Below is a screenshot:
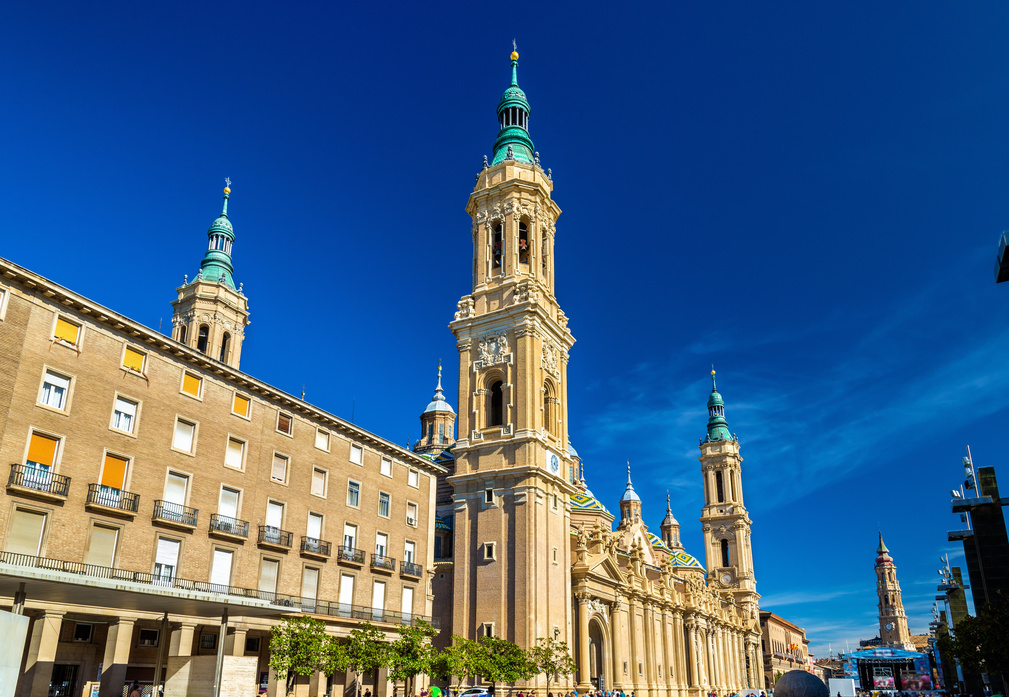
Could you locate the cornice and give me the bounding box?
[0,256,444,477]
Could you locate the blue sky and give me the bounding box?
[3,1,1009,658]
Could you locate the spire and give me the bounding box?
[197,179,237,290]
[705,368,732,442]
[423,360,456,415]
[620,462,641,502]
[492,46,536,165]
[876,532,893,565]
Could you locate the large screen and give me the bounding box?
[900,672,932,690]
[873,675,895,689]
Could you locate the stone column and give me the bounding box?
[19,611,64,697]
[225,625,248,656]
[169,622,198,656]
[100,618,137,697]
[685,619,699,690]
[673,613,688,697]
[577,597,591,691]
[612,598,628,690]
[662,612,674,697]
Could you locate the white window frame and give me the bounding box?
[378,492,391,518]
[375,532,388,557]
[38,369,72,412]
[347,479,361,508]
[343,523,358,552]
[121,345,147,375]
[0,286,8,322]
[137,629,160,647]
[224,436,246,471]
[276,412,293,437]
[380,458,392,477]
[404,540,416,564]
[408,469,419,488]
[231,392,252,420]
[350,444,363,465]
[406,501,417,527]
[315,429,330,452]
[109,394,139,436]
[179,372,203,401]
[484,488,495,505]
[311,468,328,498]
[483,542,496,561]
[271,452,289,485]
[480,623,494,638]
[171,417,197,455]
[51,314,83,349]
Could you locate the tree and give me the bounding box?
[327,622,391,697]
[388,620,439,696]
[269,616,330,695]
[478,636,537,691]
[528,636,577,695]
[433,635,485,689]
[946,595,1009,686]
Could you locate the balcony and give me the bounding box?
[152,500,199,531]
[371,553,396,573]
[257,526,293,551]
[300,536,331,560]
[7,464,70,503]
[337,546,365,566]
[85,484,139,518]
[209,514,249,541]
[400,561,423,578]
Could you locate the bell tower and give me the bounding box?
[699,370,759,614]
[170,181,250,369]
[447,49,575,676]
[414,362,457,457]
[875,533,913,648]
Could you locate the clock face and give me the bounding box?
[885,622,894,630]
[549,452,560,473]
[720,573,732,584]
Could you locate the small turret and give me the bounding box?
[491,47,536,165]
[876,532,893,566]
[619,463,642,526]
[705,369,732,442]
[660,492,683,551]
[414,361,457,456]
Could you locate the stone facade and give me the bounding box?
[758,612,810,688]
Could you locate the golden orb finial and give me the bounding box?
[711,369,716,376]
[223,176,231,195]
[511,50,519,61]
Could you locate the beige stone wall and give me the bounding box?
[165,655,258,697]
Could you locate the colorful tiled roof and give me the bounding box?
[668,549,704,570]
[647,532,670,552]
[435,516,452,531]
[570,492,610,514]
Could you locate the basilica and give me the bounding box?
[416,50,763,697]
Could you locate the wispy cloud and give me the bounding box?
[759,588,861,608]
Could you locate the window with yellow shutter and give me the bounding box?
[232,393,250,418]
[123,347,146,373]
[53,317,81,345]
[181,373,202,398]
[26,432,58,469]
[100,453,129,490]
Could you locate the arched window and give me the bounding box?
[177,324,187,344]
[720,539,730,567]
[197,325,209,354]
[544,380,558,435]
[219,332,231,362]
[715,471,724,503]
[541,233,549,280]
[489,381,504,427]
[438,423,445,444]
[428,423,434,442]
[518,222,529,265]
[492,224,503,270]
[730,471,737,502]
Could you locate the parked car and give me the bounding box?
[458,689,490,697]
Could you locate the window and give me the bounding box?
[378,492,390,517]
[483,542,496,561]
[347,480,360,507]
[225,437,245,470]
[154,537,180,583]
[99,453,129,500]
[177,325,187,344]
[40,370,70,410]
[406,502,417,527]
[277,412,293,436]
[138,629,160,647]
[271,453,288,483]
[233,394,251,418]
[408,469,419,488]
[518,221,530,264]
[311,468,327,497]
[181,372,202,398]
[315,429,330,451]
[245,637,260,652]
[343,523,357,551]
[163,472,189,516]
[123,347,146,373]
[350,444,363,465]
[111,396,138,433]
[492,223,503,270]
[259,558,279,594]
[489,381,504,426]
[375,533,388,557]
[218,487,240,519]
[721,539,731,567]
[307,512,323,541]
[552,494,558,509]
[715,471,724,503]
[5,508,47,556]
[302,566,320,603]
[438,423,445,443]
[371,580,386,621]
[265,501,284,530]
[380,458,392,477]
[402,585,414,620]
[24,432,59,483]
[53,316,81,345]
[404,541,415,563]
[484,488,495,505]
[73,623,94,642]
[338,574,355,616]
[0,287,6,320]
[200,633,217,650]
[219,333,231,363]
[172,418,196,453]
[197,325,209,354]
[552,547,558,563]
[480,623,494,638]
[210,549,233,589]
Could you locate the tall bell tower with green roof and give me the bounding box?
[170,181,250,369]
[698,370,759,621]
[442,48,575,689]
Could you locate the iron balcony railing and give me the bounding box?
[0,550,438,628]
[210,514,249,538]
[86,484,140,512]
[401,561,423,577]
[152,500,199,527]
[258,526,293,548]
[337,546,365,564]
[371,553,396,571]
[8,464,70,497]
[300,536,331,556]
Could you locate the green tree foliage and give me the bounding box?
[388,620,439,696]
[478,635,537,689]
[433,636,485,688]
[329,622,392,697]
[946,596,1009,680]
[269,616,330,695]
[528,636,577,694]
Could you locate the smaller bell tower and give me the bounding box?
[414,362,457,457]
[171,180,250,369]
[875,533,913,649]
[660,493,684,552]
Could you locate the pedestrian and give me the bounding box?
[129,683,141,697]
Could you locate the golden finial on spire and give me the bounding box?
[223,177,231,195]
[511,39,519,61]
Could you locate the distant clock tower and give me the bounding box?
[875,533,913,649]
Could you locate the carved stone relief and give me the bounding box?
[474,333,511,370]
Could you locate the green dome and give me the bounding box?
[491,55,536,165]
[705,371,732,442]
[197,186,237,291]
